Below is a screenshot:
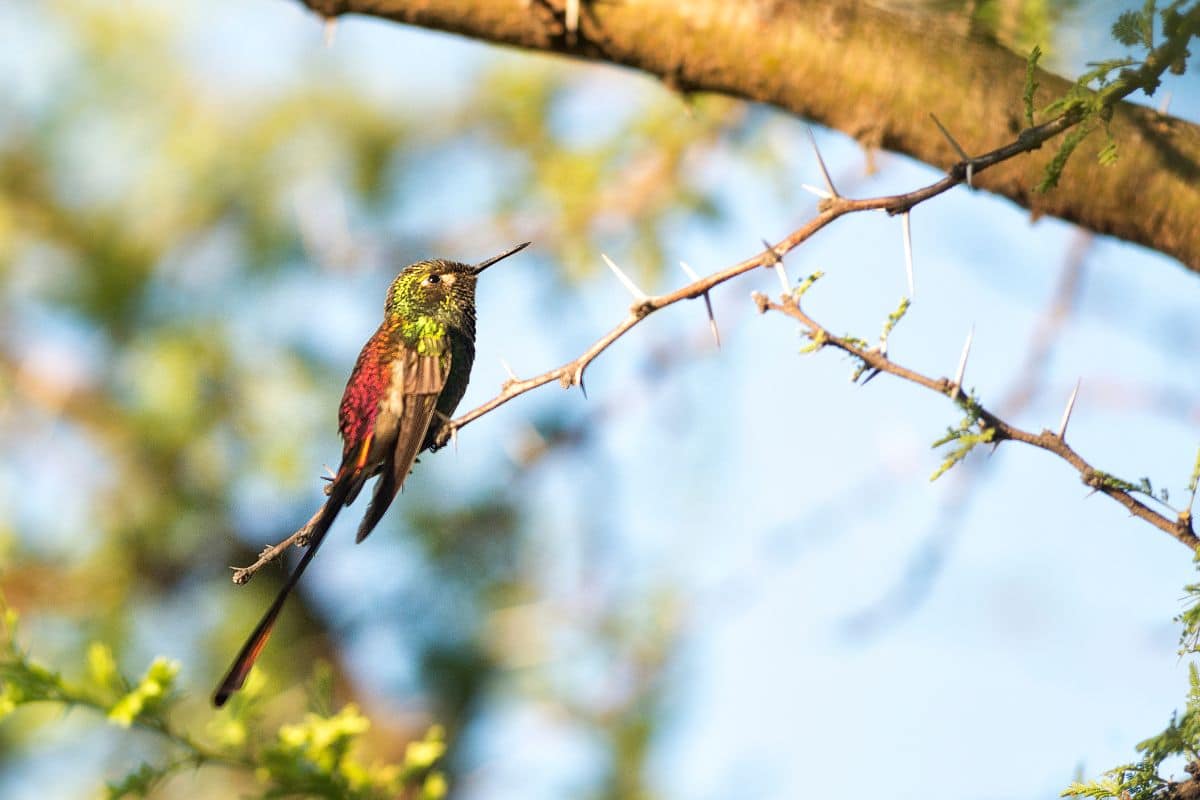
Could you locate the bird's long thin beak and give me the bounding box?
[471,241,531,275]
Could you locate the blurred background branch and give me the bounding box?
[301,0,1200,271]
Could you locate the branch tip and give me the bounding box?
[774,263,790,294]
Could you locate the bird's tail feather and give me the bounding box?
[212,477,353,707]
[355,470,398,544]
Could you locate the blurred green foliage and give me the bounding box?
[0,600,446,798]
[0,0,735,795]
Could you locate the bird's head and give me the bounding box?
[384,242,530,333]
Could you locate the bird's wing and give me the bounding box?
[354,347,450,543]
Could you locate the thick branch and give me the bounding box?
[302,0,1200,273]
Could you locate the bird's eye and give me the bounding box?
[425,274,441,285]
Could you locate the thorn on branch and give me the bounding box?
[929,113,975,188]
[499,357,520,390]
[806,126,840,199]
[952,325,974,393]
[761,239,790,294]
[1057,378,1081,439]
[680,261,721,348]
[602,253,650,303]
[561,363,588,398]
[901,212,915,299]
[322,16,337,48]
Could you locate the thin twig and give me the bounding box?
[231,506,324,585]
[756,293,1198,550]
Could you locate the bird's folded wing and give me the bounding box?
[391,348,450,487]
[354,347,450,543]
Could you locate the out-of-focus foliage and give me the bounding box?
[1062,663,1200,800]
[0,601,446,799]
[0,0,736,796]
[872,0,1085,53]
[1032,1,1198,191]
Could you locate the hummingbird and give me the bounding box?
[213,241,531,707]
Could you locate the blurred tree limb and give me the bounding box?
[301,0,1200,272]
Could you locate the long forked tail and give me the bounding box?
[212,478,352,707]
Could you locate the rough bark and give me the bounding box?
[301,0,1200,274]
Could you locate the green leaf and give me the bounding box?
[88,642,121,694]
[1024,45,1042,126]
[1187,446,1200,495]
[403,725,446,772]
[793,270,824,300]
[1097,139,1119,166]
[1112,10,1147,46]
[1037,123,1096,193]
[107,657,179,727]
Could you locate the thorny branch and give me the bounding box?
[752,292,1198,550]
[843,232,1094,638]
[232,70,1199,582]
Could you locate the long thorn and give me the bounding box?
[499,357,518,383]
[774,263,790,294]
[1058,379,1081,439]
[761,240,790,293]
[678,260,701,282]
[602,253,649,301]
[929,113,973,187]
[680,261,721,348]
[901,211,915,300]
[806,127,838,198]
[323,16,337,48]
[574,364,588,399]
[801,183,833,200]
[930,113,969,160]
[953,325,974,390]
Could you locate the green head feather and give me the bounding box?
[384,243,530,340]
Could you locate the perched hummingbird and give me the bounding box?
[213,241,531,707]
